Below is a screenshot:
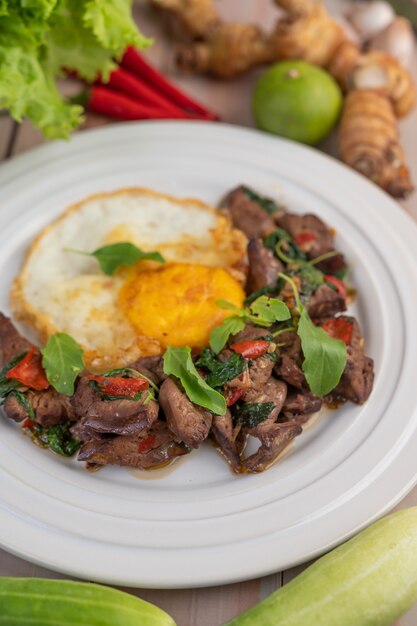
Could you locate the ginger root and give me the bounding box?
[176,22,274,79]
[338,90,413,198]
[271,0,346,67]
[149,0,221,39]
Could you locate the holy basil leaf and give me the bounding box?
[249,296,291,326]
[297,265,324,296]
[163,346,226,415]
[91,242,165,275]
[196,349,244,389]
[209,316,246,354]
[236,402,275,428]
[32,421,81,457]
[41,333,84,396]
[297,307,347,397]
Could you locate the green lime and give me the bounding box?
[252,60,343,145]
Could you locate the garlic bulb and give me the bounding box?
[346,1,395,39]
[368,17,415,67]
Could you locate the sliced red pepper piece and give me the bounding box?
[22,418,35,431]
[324,275,347,299]
[322,318,353,345]
[138,434,157,453]
[294,231,316,246]
[87,375,148,398]
[230,340,269,359]
[5,347,49,391]
[225,387,245,407]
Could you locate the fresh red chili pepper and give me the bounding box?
[102,68,195,119]
[5,347,49,391]
[226,387,245,407]
[324,275,347,299]
[87,375,148,398]
[230,340,269,359]
[294,231,316,246]
[322,318,353,345]
[121,47,219,120]
[138,434,157,453]
[22,418,35,431]
[86,86,191,121]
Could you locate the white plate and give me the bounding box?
[1,122,417,588]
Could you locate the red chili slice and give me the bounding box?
[294,231,316,246]
[322,318,353,345]
[138,434,157,453]
[324,275,347,299]
[87,375,148,398]
[22,418,35,431]
[226,387,245,407]
[5,347,50,391]
[230,340,269,359]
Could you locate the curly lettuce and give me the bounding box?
[0,0,150,139]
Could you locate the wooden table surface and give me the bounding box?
[1,1,417,624]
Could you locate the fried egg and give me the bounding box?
[11,188,247,371]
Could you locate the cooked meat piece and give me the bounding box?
[274,354,305,390]
[220,185,276,240]
[278,331,302,361]
[159,377,212,448]
[0,313,31,368]
[323,316,374,405]
[129,355,166,384]
[242,422,302,473]
[282,391,323,418]
[71,377,158,436]
[327,348,374,405]
[3,394,28,422]
[246,239,283,295]
[211,410,243,473]
[77,423,189,468]
[3,388,76,427]
[278,213,332,257]
[278,213,347,275]
[243,356,275,402]
[245,378,288,431]
[70,420,102,443]
[30,389,76,426]
[308,284,346,320]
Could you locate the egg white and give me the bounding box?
[11,187,247,370]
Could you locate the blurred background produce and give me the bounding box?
[0,0,415,199]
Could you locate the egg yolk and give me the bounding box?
[119,263,245,349]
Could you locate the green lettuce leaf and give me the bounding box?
[0,15,83,138]
[0,0,149,138]
[84,0,151,57]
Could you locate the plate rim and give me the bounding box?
[1,121,417,588]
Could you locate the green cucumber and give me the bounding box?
[0,578,176,626]
[224,507,417,626]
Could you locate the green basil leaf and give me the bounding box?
[297,307,347,396]
[92,242,165,275]
[41,333,84,396]
[33,421,81,457]
[236,402,275,428]
[249,296,291,326]
[196,350,244,389]
[163,346,226,415]
[209,316,246,354]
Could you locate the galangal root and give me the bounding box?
[339,90,413,198]
[149,0,415,198]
